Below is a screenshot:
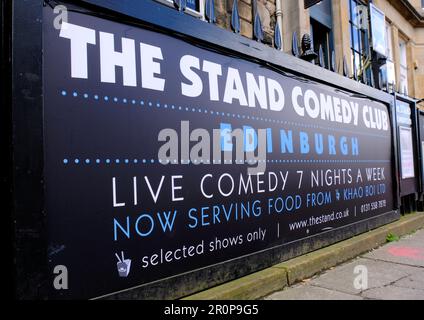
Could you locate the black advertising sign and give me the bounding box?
[43,7,394,298]
[396,98,418,196]
[419,111,424,190]
[396,100,415,180]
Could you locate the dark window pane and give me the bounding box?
[352,26,360,52]
[360,66,369,84]
[361,30,369,56]
[355,52,362,71]
[311,19,331,69]
[356,53,361,67]
[359,29,365,53]
[186,0,199,11]
[350,0,357,21]
[350,0,372,81]
[366,67,372,83]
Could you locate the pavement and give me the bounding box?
[265,228,424,300]
[184,213,424,300]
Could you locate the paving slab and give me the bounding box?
[361,285,424,300]
[392,269,424,290]
[266,226,424,300]
[309,258,421,295]
[364,230,424,267]
[398,229,424,242]
[184,214,424,300]
[266,284,363,300]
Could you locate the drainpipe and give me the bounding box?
[276,0,283,51]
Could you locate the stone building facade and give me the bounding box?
[156,0,424,106]
[215,0,277,46]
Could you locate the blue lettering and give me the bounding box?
[280,130,293,153]
[135,214,154,237]
[220,123,232,151]
[328,135,336,155]
[340,136,348,155]
[188,208,198,229]
[114,216,130,241]
[244,126,258,152]
[267,128,273,153]
[314,133,324,154]
[352,137,359,155]
[300,131,310,154]
[157,210,177,232]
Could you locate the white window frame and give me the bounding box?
[155,0,205,20]
[384,21,395,89]
[399,39,408,95]
[385,21,393,60]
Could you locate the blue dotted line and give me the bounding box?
[63,158,156,165]
[62,158,391,165]
[60,90,389,139]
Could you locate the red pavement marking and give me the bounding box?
[387,246,424,260]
